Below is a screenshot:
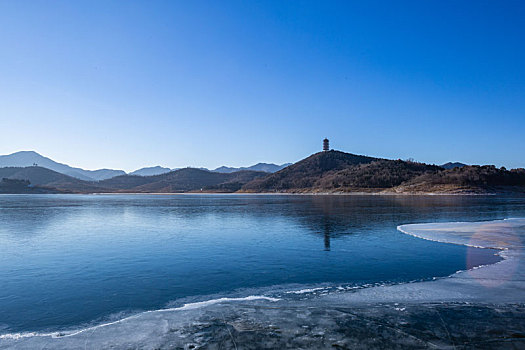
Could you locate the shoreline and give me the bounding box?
[1,191,520,196]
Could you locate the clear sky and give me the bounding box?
[0,0,523,171]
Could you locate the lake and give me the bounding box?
[1,194,524,335]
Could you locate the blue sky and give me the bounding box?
[0,0,523,171]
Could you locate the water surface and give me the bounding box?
[1,194,523,334]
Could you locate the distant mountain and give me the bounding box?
[213,163,292,173]
[129,166,171,176]
[440,162,467,169]
[86,169,127,181]
[0,151,125,181]
[0,151,290,180]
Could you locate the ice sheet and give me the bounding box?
[327,218,525,304]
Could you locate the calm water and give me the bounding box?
[1,194,524,334]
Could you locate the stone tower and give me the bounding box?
[323,138,329,152]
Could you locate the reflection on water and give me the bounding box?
[324,220,331,251]
[0,194,524,333]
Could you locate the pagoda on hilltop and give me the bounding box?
[323,138,330,152]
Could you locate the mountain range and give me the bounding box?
[0,151,125,181]
[0,151,287,180]
[1,150,523,194]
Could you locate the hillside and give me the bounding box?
[0,166,267,194]
[393,165,525,194]
[97,174,154,190]
[242,151,379,191]
[315,159,441,190]
[0,178,60,194]
[129,168,267,193]
[96,168,267,193]
[242,151,525,194]
[0,166,101,192]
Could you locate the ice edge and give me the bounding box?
[0,296,280,340]
[396,219,522,280]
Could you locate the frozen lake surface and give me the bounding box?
[1,194,524,348]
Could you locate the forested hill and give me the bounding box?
[241,150,525,194]
[393,165,525,194]
[241,151,440,192]
[242,151,378,191]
